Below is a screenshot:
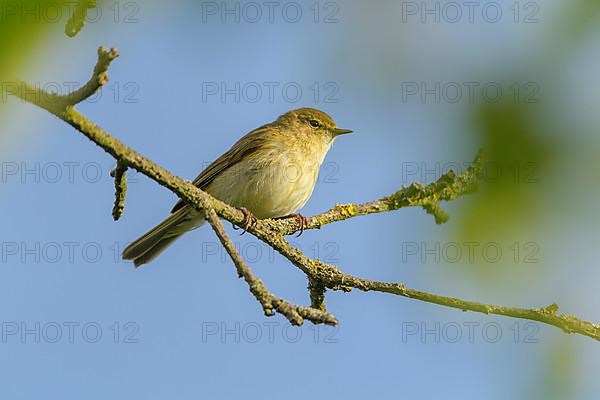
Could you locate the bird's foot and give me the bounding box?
[274,213,308,237]
[233,207,257,235]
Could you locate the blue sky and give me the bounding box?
[1,1,599,399]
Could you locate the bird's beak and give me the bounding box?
[333,128,353,136]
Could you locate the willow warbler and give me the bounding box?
[122,108,352,266]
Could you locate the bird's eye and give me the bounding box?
[309,119,321,128]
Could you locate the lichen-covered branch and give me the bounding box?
[318,270,600,340]
[250,227,600,340]
[270,152,483,235]
[9,47,600,341]
[206,208,337,325]
[110,159,128,220]
[308,278,327,311]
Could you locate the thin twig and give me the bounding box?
[308,278,327,311]
[110,159,128,220]
[10,47,119,114]
[67,47,120,105]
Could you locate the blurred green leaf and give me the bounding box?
[457,100,557,244]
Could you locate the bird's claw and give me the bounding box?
[275,213,308,237]
[235,207,257,235]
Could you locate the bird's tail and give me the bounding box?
[123,206,203,267]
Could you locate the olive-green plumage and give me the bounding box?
[122,108,352,266]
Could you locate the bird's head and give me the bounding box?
[276,108,353,142]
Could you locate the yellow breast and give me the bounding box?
[207,134,332,219]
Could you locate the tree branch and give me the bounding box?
[110,159,128,221]
[308,278,327,311]
[206,208,337,325]
[9,47,600,342]
[272,153,483,235]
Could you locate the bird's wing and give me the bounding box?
[171,124,275,213]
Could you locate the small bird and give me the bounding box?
[122,108,352,266]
